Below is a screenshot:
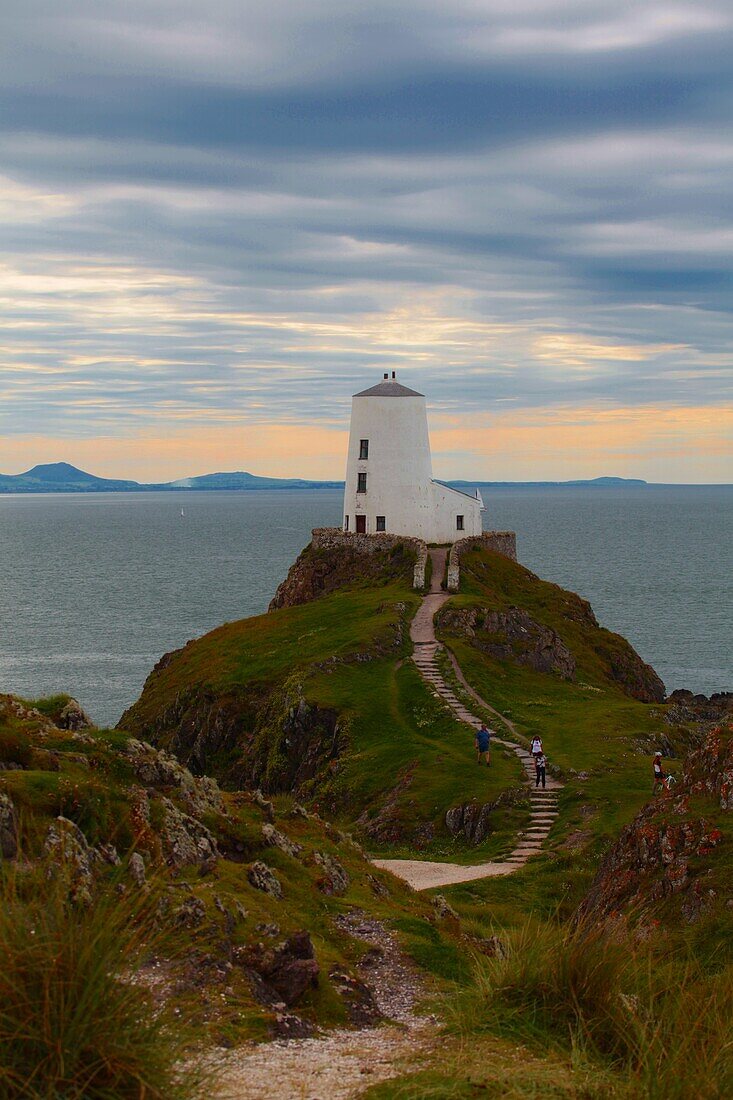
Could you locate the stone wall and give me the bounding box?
[446,531,517,592]
[311,528,428,589]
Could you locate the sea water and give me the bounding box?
[0,486,730,726]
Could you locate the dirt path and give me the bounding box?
[208,915,435,1100]
[373,548,562,891]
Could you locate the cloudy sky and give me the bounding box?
[1,1,732,482]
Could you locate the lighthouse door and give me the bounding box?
[355,515,366,533]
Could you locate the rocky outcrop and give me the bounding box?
[313,851,350,895]
[445,800,495,844]
[665,690,733,726]
[57,698,93,730]
[160,798,219,870]
[0,793,17,859]
[262,823,303,859]
[269,533,419,610]
[239,931,319,1007]
[438,606,576,680]
[578,728,732,927]
[247,861,283,898]
[122,738,225,815]
[121,687,254,779]
[44,817,96,906]
[597,641,665,704]
[246,689,344,796]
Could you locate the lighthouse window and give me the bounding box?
[456,515,464,531]
[376,516,386,532]
[357,472,367,493]
[359,439,369,460]
[344,515,349,531]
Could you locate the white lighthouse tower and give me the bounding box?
[342,371,484,542]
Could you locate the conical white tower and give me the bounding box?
[342,371,483,542]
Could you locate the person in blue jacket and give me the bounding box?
[475,723,491,766]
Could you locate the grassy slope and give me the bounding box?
[436,548,676,898]
[122,577,526,861]
[0,694,475,1046]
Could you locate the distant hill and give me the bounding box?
[0,462,667,494]
[0,462,342,493]
[0,462,141,493]
[447,476,649,489]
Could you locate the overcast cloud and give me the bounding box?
[0,1,731,480]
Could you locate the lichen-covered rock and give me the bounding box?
[0,792,18,859]
[44,816,95,905]
[438,606,576,680]
[261,823,302,859]
[247,860,283,898]
[445,798,500,844]
[313,851,349,895]
[174,895,207,928]
[432,894,458,920]
[578,728,731,927]
[128,851,146,886]
[58,699,93,730]
[124,739,225,815]
[160,798,218,871]
[253,789,275,822]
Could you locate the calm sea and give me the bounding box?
[0,487,730,726]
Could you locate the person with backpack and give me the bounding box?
[475,723,491,767]
[535,752,547,789]
[530,735,543,760]
[653,752,667,794]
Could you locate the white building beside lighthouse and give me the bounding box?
[343,372,484,543]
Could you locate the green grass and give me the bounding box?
[0,873,199,1100]
[1,693,486,1047]
[366,919,733,1100]
[120,566,529,854]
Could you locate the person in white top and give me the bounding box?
[530,736,543,759]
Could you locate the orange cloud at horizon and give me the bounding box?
[1,404,731,484]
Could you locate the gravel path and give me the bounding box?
[374,548,562,891]
[208,914,436,1100]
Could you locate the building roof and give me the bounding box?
[353,379,424,398]
[432,480,485,507]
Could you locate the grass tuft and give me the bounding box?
[0,871,200,1100]
[447,918,733,1099]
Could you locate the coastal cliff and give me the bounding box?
[119,539,673,858]
[578,695,733,929]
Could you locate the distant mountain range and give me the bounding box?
[0,462,655,494]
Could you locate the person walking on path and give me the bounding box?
[530,735,543,760]
[475,723,491,767]
[535,752,547,789]
[653,752,667,794]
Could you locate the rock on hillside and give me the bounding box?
[437,549,665,703]
[269,535,417,610]
[0,691,455,1042]
[578,721,733,928]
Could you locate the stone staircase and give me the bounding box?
[372,548,561,891]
